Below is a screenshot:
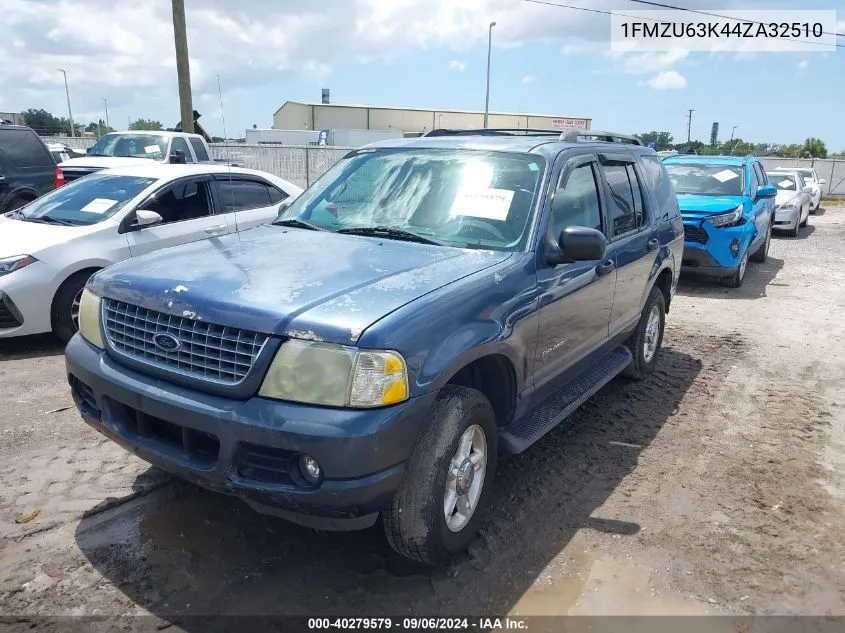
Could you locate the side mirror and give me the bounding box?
[277,199,293,215]
[818,179,826,185]
[130,209,163,230]
[169,149,186,164]
[801,186,814,194]
[548,226,607,265]
[756,184,777,200]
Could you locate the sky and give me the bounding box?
[1,0,843,150]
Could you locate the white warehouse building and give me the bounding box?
[271,100,591,137]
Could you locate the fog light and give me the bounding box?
[299,454,322,485]
[730,240,740,257]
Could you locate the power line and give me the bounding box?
[522,0,845,48]
[625,0,845,38]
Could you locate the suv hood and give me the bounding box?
[90,226,511,345]
[58,156,159,169]
[677,194,746,221]
[0,216,95,255]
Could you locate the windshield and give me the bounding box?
[664,163,744,196]
[769,173,797,192]
[12,174,156,226]
[278,149,545,251]
[87,133,167,159]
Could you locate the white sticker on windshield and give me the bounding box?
[80,198,118,214]
[711,169,740,183]
[777,179,795,189]
[449,188,515,221]
[144,145,160,154]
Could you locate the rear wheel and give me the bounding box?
[725,250,748,288]
[383,386,497,564]
[5,196,32,212]
[622,286,666,380]
[750,223,771,263]
[51,271,96,343]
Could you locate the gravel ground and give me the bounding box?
[1,205,843,626]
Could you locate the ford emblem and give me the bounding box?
[153,333,181,352]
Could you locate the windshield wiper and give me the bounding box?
[336,226,446,246]
[6,209,26,219]
[272,218,327,231]
[23,216,79,226]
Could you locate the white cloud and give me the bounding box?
[620,49,689,74]
[448,59,467,71]
[641,70,688,90]
[521,75,536,84]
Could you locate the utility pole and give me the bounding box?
[171,0,194,133]
[686,108,694,144]
[483,21,496,128]
[103,97,110,129]
[57,69,74,137]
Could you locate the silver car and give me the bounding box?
[766,170,812,237]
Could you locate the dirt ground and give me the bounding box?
[1,205,844,626]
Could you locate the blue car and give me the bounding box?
[663,155,777,287]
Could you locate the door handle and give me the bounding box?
[647,238,660,251]
[204,225,226,234]
[596,259,615,276]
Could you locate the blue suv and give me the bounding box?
[663,155,777,287]
[65,129,683,563]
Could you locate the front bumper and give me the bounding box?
[0,262,56,338]
[680,245,738,278]
[773,206,800,230]
[65,334,437,530]
[680,218,753,274]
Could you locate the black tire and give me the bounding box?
[724,250,748,288]
[750,222,772,263]
[800,211,808,228]
[790,219,800,237]
[5,196,32,212]
[383,385,497,564]
[622,286,666,380]
[51,271,95,343]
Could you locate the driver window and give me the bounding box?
[143,178,214,225]
[550,162,603,239]
[748,165,759,197]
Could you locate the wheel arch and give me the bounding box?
[444,354,518,428]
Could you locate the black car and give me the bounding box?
[0,124,62,213]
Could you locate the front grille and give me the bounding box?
[235,443,295,485]
[684,225,709,244]
[0,296,22,329]
[107,398,219,468]
[103,299,268,385]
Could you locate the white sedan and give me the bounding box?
[0,164,302,341]
[773,166,826,212]
[766,170,812,237]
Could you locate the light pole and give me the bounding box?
[729,126,740,155]
[483,21,496,128]
[57,69,74,137]
[103,97,110,129]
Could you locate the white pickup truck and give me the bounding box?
[58,131,220,183]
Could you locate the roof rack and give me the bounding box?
[423,128,561,138]
[560,130,643,145]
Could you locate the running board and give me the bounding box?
[500,346,633,454]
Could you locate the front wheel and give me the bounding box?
[750,223,771,263]
[51,271,95,343]
[724,250,748,288]
[383,386,497,564]
[622,285,666,380]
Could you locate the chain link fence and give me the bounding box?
[41,136,844,197]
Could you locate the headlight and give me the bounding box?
[78,289,104,349]
[0,255,37,276]
[707,205,744,228]
[259,339,409,408]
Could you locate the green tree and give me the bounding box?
[22,108,65,135]
[800,137,827,159]
[636,130,674,151]
[129,118,163,131]
[84,120,115,136]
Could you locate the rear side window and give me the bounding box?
[603,163,646,236]
[0,129,54,168]
[639,155,680,220]
[217,179,275,211]
[189,138,210,161]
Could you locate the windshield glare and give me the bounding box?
[664,163,744,196]
[15,174,156,226]
[279,149,545,251]
[88,134,167,159]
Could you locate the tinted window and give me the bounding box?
[603,163,645,236]
[268,186,287,204]
[753,162,766,186]
[551,162,602,237]
[144,179,214,224]
[14,174,155,226]
[748,165,759,196]
[189,138,210,161]
[0,129,53,168]
[170,137,194,163]
[664,162,744,196]
[278,149,545,252]
[640,155,680,219]
[218,179,273,212]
